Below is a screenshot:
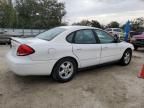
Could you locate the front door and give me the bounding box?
[94,29,121,64]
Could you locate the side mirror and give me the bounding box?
[113,34,119,43]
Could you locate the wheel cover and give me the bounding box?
[58,61,74,79]
[124,52,131,64]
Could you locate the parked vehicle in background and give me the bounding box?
[0,35,10,44]
[131,32,144,50]
[105,28,125,40]
[0,31,10,44]
[129,31,141,38]
[6,26,134,82]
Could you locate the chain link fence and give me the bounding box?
[0,28,46,36]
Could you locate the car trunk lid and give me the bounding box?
[10,37,47,56]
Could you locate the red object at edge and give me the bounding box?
[138,65,144,79]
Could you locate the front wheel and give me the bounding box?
[120,49,132,66]
[52,58,77,83]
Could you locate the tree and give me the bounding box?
[91,20,101,28]
[72,20,91,26]
[72,20,103,28]
[15,0,66,29]
[131,17,144,32]
[0,0,16,28]
[0,0,66,29]
[107,21,120,28]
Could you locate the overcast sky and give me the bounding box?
[58,0,144,25]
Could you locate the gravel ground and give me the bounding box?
[0,45,144,108]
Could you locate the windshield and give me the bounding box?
[37,27,66,41]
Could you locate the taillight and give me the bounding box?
[17,44,35,56]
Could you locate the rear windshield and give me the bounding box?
[37,27,66,41]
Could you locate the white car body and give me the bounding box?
[6,26,134,76]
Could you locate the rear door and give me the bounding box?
[71,29,101,68]
[94,29,122,64]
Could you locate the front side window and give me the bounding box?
[95,30,114,43]
[74,30,96,44]
[37,27,66,41]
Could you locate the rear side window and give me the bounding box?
[66,33,75,43]
[37,27,66,41]
[74,30,96,44]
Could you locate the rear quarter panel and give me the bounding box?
[29,42,80,67]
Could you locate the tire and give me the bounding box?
[52,58,77,83]
[120,49,132,66]
[134,45,138,50]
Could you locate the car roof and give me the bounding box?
[58,26,97,30]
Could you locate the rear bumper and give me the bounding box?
[6,52,57,76]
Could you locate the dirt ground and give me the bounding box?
[0,45,144,108]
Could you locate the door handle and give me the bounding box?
[103,47,109,49]
[76,48,82,51]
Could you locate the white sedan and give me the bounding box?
[6,26,134,82]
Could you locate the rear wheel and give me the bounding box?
[52,58,77,83]
[120,49,132,66]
